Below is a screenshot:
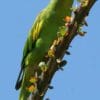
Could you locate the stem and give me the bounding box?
[31,0,96,99]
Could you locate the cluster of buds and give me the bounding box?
[26,74,38,93]
[64,16,72,27]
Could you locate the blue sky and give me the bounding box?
[0,0,100,100]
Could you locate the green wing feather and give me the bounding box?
[23,12,44,63]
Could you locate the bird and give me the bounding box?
[15,0,73,100]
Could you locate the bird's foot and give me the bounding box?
[38,61,48,72]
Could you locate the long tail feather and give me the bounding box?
[15,67,23,90]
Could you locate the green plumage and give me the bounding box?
[15,0,73,100]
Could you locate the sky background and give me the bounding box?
[0,0,100,100]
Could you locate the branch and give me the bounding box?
[32,0,96,100]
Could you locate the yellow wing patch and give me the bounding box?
[32,20,44,41]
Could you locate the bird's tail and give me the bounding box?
[15,67,30,100]
[15,67,23,90]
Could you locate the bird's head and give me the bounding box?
[50,0,74,16]
[50,0,74,10]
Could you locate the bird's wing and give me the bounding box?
[22,12,45,63]
[15,11,45,90]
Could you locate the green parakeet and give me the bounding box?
[15,0,73,100]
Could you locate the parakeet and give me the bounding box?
[15,0,73,100]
